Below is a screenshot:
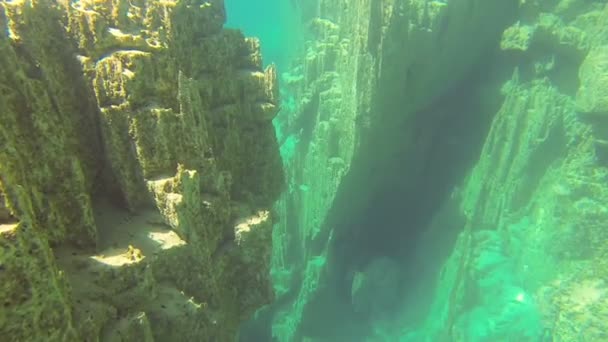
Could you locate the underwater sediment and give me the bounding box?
[0,0,283,340]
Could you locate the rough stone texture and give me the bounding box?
[412,2,608,341]
[268,2,378,339]
[266,0,519,341]
[0,0,283,340]
[258,0,608,341]
[0,220,78,341]
[576,45,608,114]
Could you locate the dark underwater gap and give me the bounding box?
[238,61,321,342]
[295,48,508,341]
[512,41,584,98]
[238,306,276,342]
[579,113,608,167]
[239,139,309,342]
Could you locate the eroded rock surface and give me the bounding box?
[266,0,518,340]
[0,0,283,340]
[262,1,608,341]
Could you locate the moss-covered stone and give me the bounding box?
[576,45,608,114]
[0,201,78,341]
[0,0,101,246]
[0,0,283,340]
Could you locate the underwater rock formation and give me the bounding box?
[421,3,608,341]
[0,0,282,340]
[265,0,517,340]
[576,44,608,114]
[255,0,608,341]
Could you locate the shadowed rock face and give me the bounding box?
[0,190,11,222]
[0,0,283,340]
[262,0,518,340]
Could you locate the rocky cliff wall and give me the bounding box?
[0,0,283,340]
[264,0,518,340]
[261,0,608,341]
[416,2,608,341]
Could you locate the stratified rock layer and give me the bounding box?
[0,0,283,341]
[267,0,517,340]
[265,0,608,341]
[418,3,608,341]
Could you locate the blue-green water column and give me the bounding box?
[224,0,302,70]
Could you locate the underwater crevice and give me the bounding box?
[295,49,508,341]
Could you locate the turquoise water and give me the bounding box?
[225,0,302,70]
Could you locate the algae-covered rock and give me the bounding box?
[0,0,283,340]
[267,0,519,340]
[0,190,11,222]
[501,22,535,51]
[411,2,608,341]
[0,220,78,341]
[576,45,608,114]
[265,1,608,341]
